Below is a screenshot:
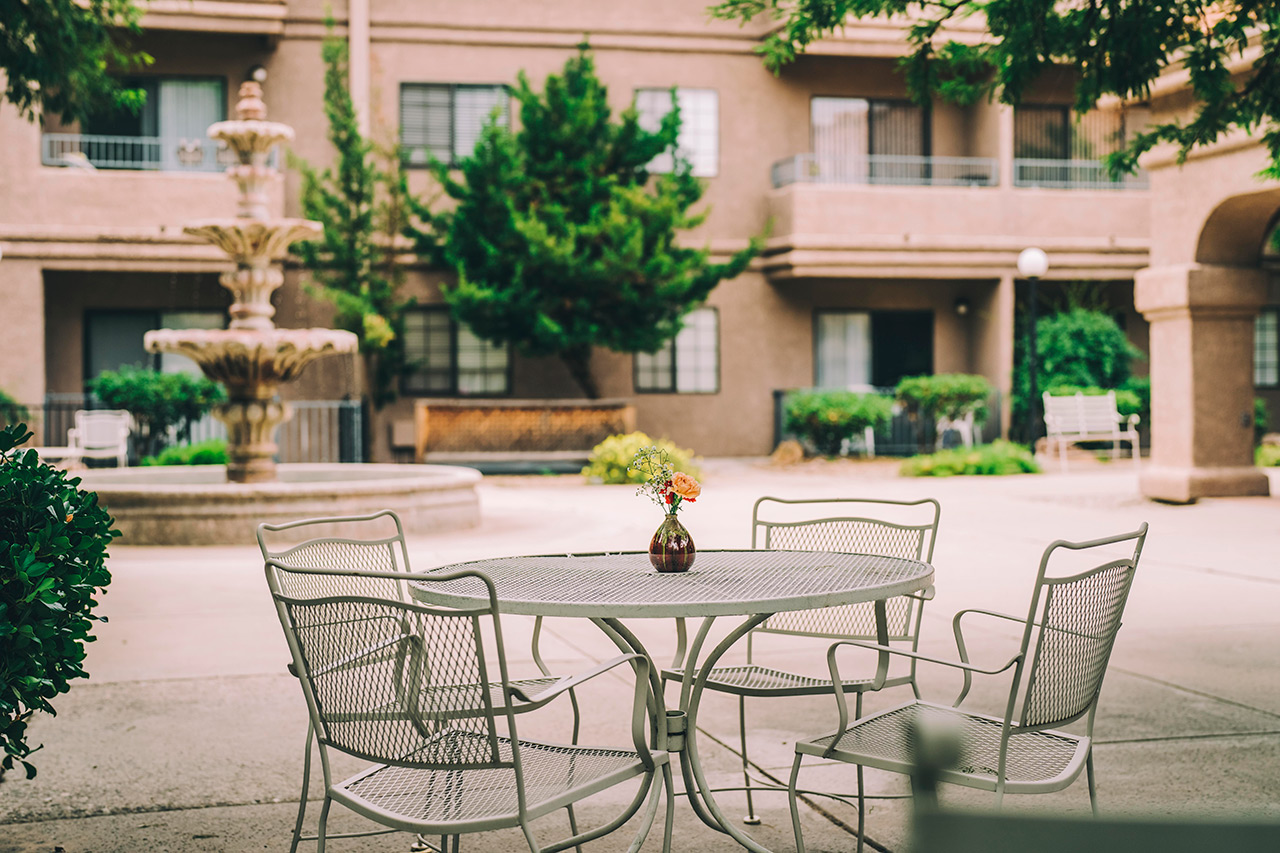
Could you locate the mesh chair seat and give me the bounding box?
[336,730,654,829]
[664,664,880,697]
[798,702,1088,792]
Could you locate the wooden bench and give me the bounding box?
[1042,391,1140,471]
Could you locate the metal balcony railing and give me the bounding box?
[1013,158,1149,190]
[41,133,248,173]
[771,153,999,189]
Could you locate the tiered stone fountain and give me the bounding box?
[79,82,480,544]
[144,81,356,483]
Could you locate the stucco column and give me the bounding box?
[348,0,371,135]
[0,258,46,405]
[1134,262,1269,502]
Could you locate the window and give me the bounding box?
[400,83,509,167]
[809,97,929,184]
[814,310,933,389]
[403,308,510,395]
[83,309,224,384]
[635,308,719,393]
[1257,308,1279,387]
[635,88,719,177]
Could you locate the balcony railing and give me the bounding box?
[1013,158,1148,190]
[771,153,999,189]
[41,133,238,173]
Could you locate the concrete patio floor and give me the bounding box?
[2,458,1278,852]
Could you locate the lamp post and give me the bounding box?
[1017,247,1049,448]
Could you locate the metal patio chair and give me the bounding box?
[68,409,130,467]
[661,496,941,823]
[788,523,1149,853]
[258,512,581,853]
[265,564,673,853]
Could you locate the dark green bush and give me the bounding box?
[89,367,225,458]
[900,440,1040,477]
[141,438,228,467]
[0,389,28,428]
[0,424,116,780]
[1012,309,1144,435]
[785,390,894,457]
[1256,398,1270,445]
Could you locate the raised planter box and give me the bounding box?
[413,398,636,464]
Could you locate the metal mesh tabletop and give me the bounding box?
[410,550,933,618]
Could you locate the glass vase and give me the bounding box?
[649,512,695,573]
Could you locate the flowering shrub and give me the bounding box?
[581,432,701,485]
[629,445,702,515]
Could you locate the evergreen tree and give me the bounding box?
[292,30,414,409]
[711,1,1280,178]
[410,46,760,398]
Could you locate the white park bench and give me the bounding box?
[1042,391,1140,471]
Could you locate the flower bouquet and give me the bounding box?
[630,445,701,573]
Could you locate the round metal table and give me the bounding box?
[410,549,934,853]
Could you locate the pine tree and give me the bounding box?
[291,29,414,409]
[410,45,760,398]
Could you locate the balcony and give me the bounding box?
[41,133,273,173]
[1014,158,1149,190]
[771,154,998,188]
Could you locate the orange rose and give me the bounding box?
[670,472,701,501]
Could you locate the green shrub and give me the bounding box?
[141,438,228,467]
[1257,444,1280,467]
[582,432,701,485]
[1256,398,1270,445]
[89,367,225,459]
[1013,308,1143,435]
[0,389,29,427]
[895,374,992,450]
[0,424,116,780]
[900,440,1041,477]
[784,390,894,457]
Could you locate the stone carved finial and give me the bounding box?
[236,81,267,121]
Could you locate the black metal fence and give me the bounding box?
[20,395,364,464]
[773,388,1004,457]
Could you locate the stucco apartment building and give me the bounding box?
[0,0,1231,465]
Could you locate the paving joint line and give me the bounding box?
[1109,668,1280,721]
[1097,729,1280,746]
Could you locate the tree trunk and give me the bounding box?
[561,347,600,399]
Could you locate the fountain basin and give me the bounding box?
[80,463,481,545]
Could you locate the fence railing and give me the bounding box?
[1013,158,1148,190]
[21,395,364,464]
[40,133,277,173]
[773,387,1004,457]
[771,153,999,188]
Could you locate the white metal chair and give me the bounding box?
[661,496,940,824]
[68,409,131,467]
[258,512,582,853]
[788,523,1149,853]
[265,562,672,853]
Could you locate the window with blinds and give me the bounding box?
[635,88,719,178]
[1256,308,1279,387]
[635,308,719,393]
[402,307,510,396]
[400,83,509,168]
[1014,105,1144,160]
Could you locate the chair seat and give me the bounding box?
[333,730,664,832]
[662,664,876,697]
[796,701,1090,793]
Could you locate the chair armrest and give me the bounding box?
[824,639,1022,752]
[1125,413,1140,428]
[513,653,656,766]
[67,428,80,448]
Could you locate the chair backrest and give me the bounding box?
[752,497,941,640]
[1012,523,1148,732]
[72,409,130,452]
[1042,392,1121,435]
[257,511,411,601]
[266,565,520,772]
